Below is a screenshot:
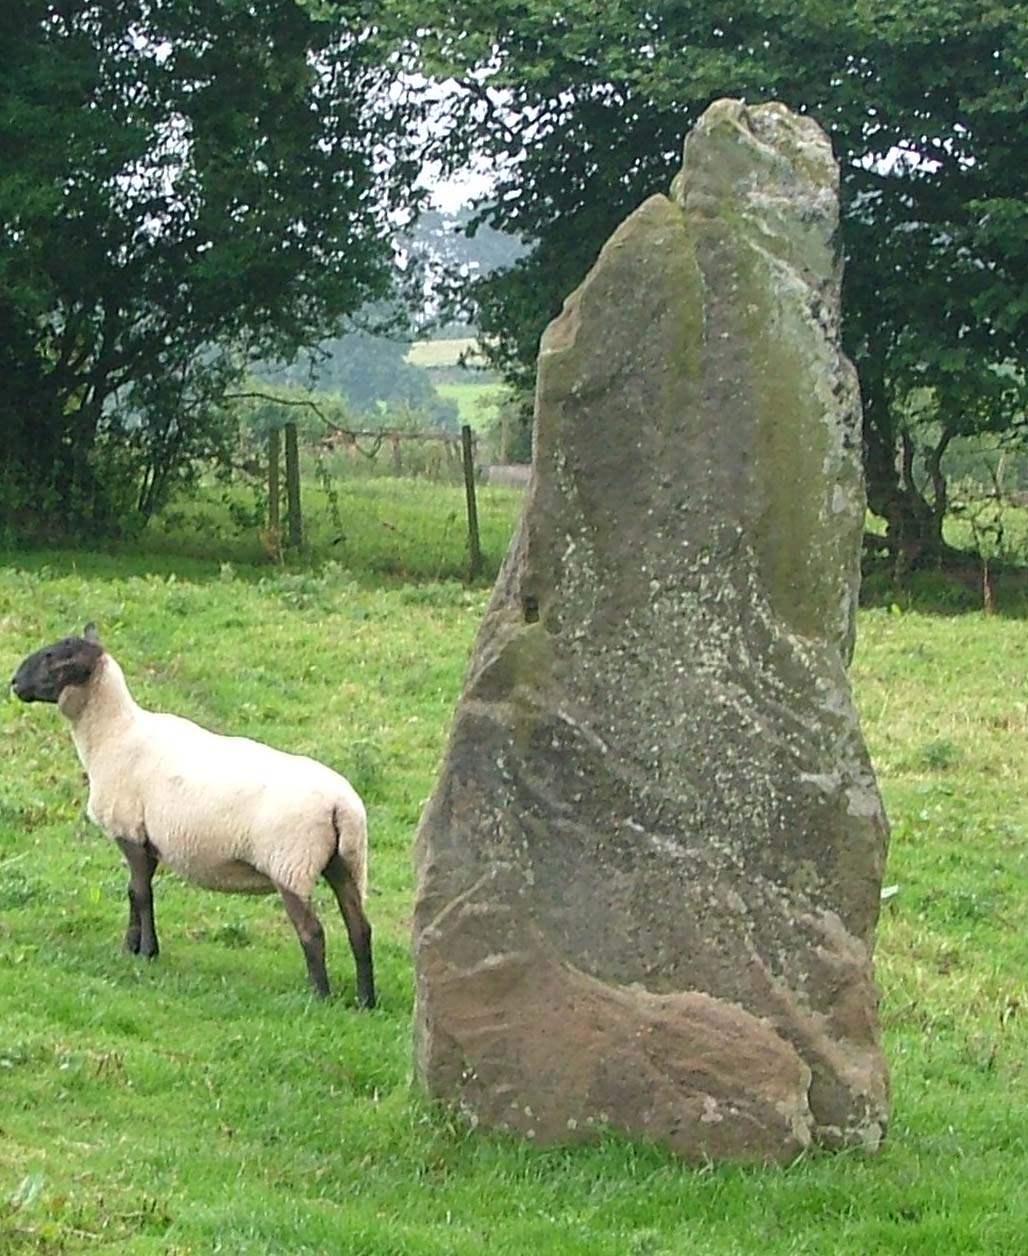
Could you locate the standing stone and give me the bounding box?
[412,99,889,1162]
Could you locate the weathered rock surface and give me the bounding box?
[412,99,890,1162]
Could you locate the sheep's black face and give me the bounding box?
[11,633,104,704]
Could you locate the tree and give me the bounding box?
[413,0,1028,563]
[406,205,523,335]
[259,331,460,430]
[0,0,423,535]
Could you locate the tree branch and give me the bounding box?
[224,389,338,433]
[926,427,955,524]
[223,390,465,462]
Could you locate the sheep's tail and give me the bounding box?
[332,802,368,903]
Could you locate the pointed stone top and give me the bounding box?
[672,98,840,279]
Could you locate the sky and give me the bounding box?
[430,173,494,212]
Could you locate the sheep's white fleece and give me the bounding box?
[59,653,367,900]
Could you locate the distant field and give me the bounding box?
[3,483,1028,1253]
[436,379,503,429]
[407,338,484,368]
[405,340,503,430]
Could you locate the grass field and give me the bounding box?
[434,380,503,431]
[406,338,503,431]
[2,482,1027,1254]
[151,474,523,581]
[406,339,483,369]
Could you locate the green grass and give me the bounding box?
[2,492,1028,1254]
[435,380,503,431]
[149,474,523,581]
[407,338,504,430]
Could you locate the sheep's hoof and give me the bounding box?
[123,929,142,955]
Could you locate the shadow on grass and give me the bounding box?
[0,533,506,590]
[8,540,1028,615]
[861,556,1028,619]
[0,542,253,585]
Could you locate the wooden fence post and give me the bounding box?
[499,405,512,463]
[267,427,281,535]
[284,420,302,550]
[461,424,482,581]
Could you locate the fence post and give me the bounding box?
[267,427,281,535]
[499,405,512,463]
[284,420,302,550]
[461,424,482,581]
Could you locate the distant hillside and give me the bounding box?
[411,207,523,287]
[252,209,520,427]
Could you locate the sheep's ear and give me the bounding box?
[83,622,98,642]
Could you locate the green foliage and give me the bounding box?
[229,378,353,449]
[437,380,506,438]
[486,387,534,462]
[1,529,1028,1253]
[259,332,461,431]
[411,0,1028,557]
[906,737,962,773]
[0,0,424,537]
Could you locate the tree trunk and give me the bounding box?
[861,370,949,570]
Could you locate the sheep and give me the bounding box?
[10,624,375,1007]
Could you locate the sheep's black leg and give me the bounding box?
[323,853,375,1009]
[276,886,330,998]
[116,838,159,959]
[124,882,142,954]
